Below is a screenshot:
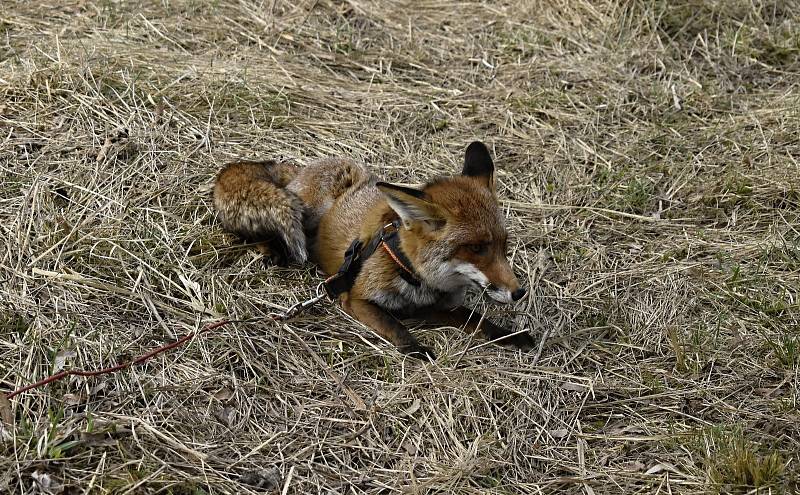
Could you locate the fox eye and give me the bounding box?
[466,243,489,255]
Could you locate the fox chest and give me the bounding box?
[367,278,466,313]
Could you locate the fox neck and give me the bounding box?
[395,227,461,293]
[377,202,473,295]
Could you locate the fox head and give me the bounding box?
[377,141,526,304]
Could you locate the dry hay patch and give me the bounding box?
[2,0,800,493]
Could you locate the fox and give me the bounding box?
[213,141,535,360]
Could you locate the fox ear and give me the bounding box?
[376,182,445,230]
[462,141,495,193]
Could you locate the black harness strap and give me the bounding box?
[321,238,364,298]
[322,220,421,298]
[380,229,421,287]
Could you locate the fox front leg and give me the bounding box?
[418,306,535,351]
[341,297,436,361]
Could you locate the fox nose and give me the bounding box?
[511,288,526,301]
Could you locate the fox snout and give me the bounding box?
[487,284,527,304]
[455,257,526,304]
[485,259,526,304]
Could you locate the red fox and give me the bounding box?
[213,142,534,359]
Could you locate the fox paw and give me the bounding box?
[401,343,436,361]
[261,252,288,268]
[256,242,289,267]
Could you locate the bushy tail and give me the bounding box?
[213,160,307,264]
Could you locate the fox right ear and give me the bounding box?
[376,182,445,230]
[462,141,495,193]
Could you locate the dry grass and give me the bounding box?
[1,0,799,493]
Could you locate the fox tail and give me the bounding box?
[213,160,307,264]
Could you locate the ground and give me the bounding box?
[1,1,799,493]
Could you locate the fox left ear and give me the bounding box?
[462,141,495,193]
[376,182,445,230]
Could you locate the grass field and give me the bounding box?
[2,1,799,493]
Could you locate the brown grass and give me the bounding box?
[2,0,799,493]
